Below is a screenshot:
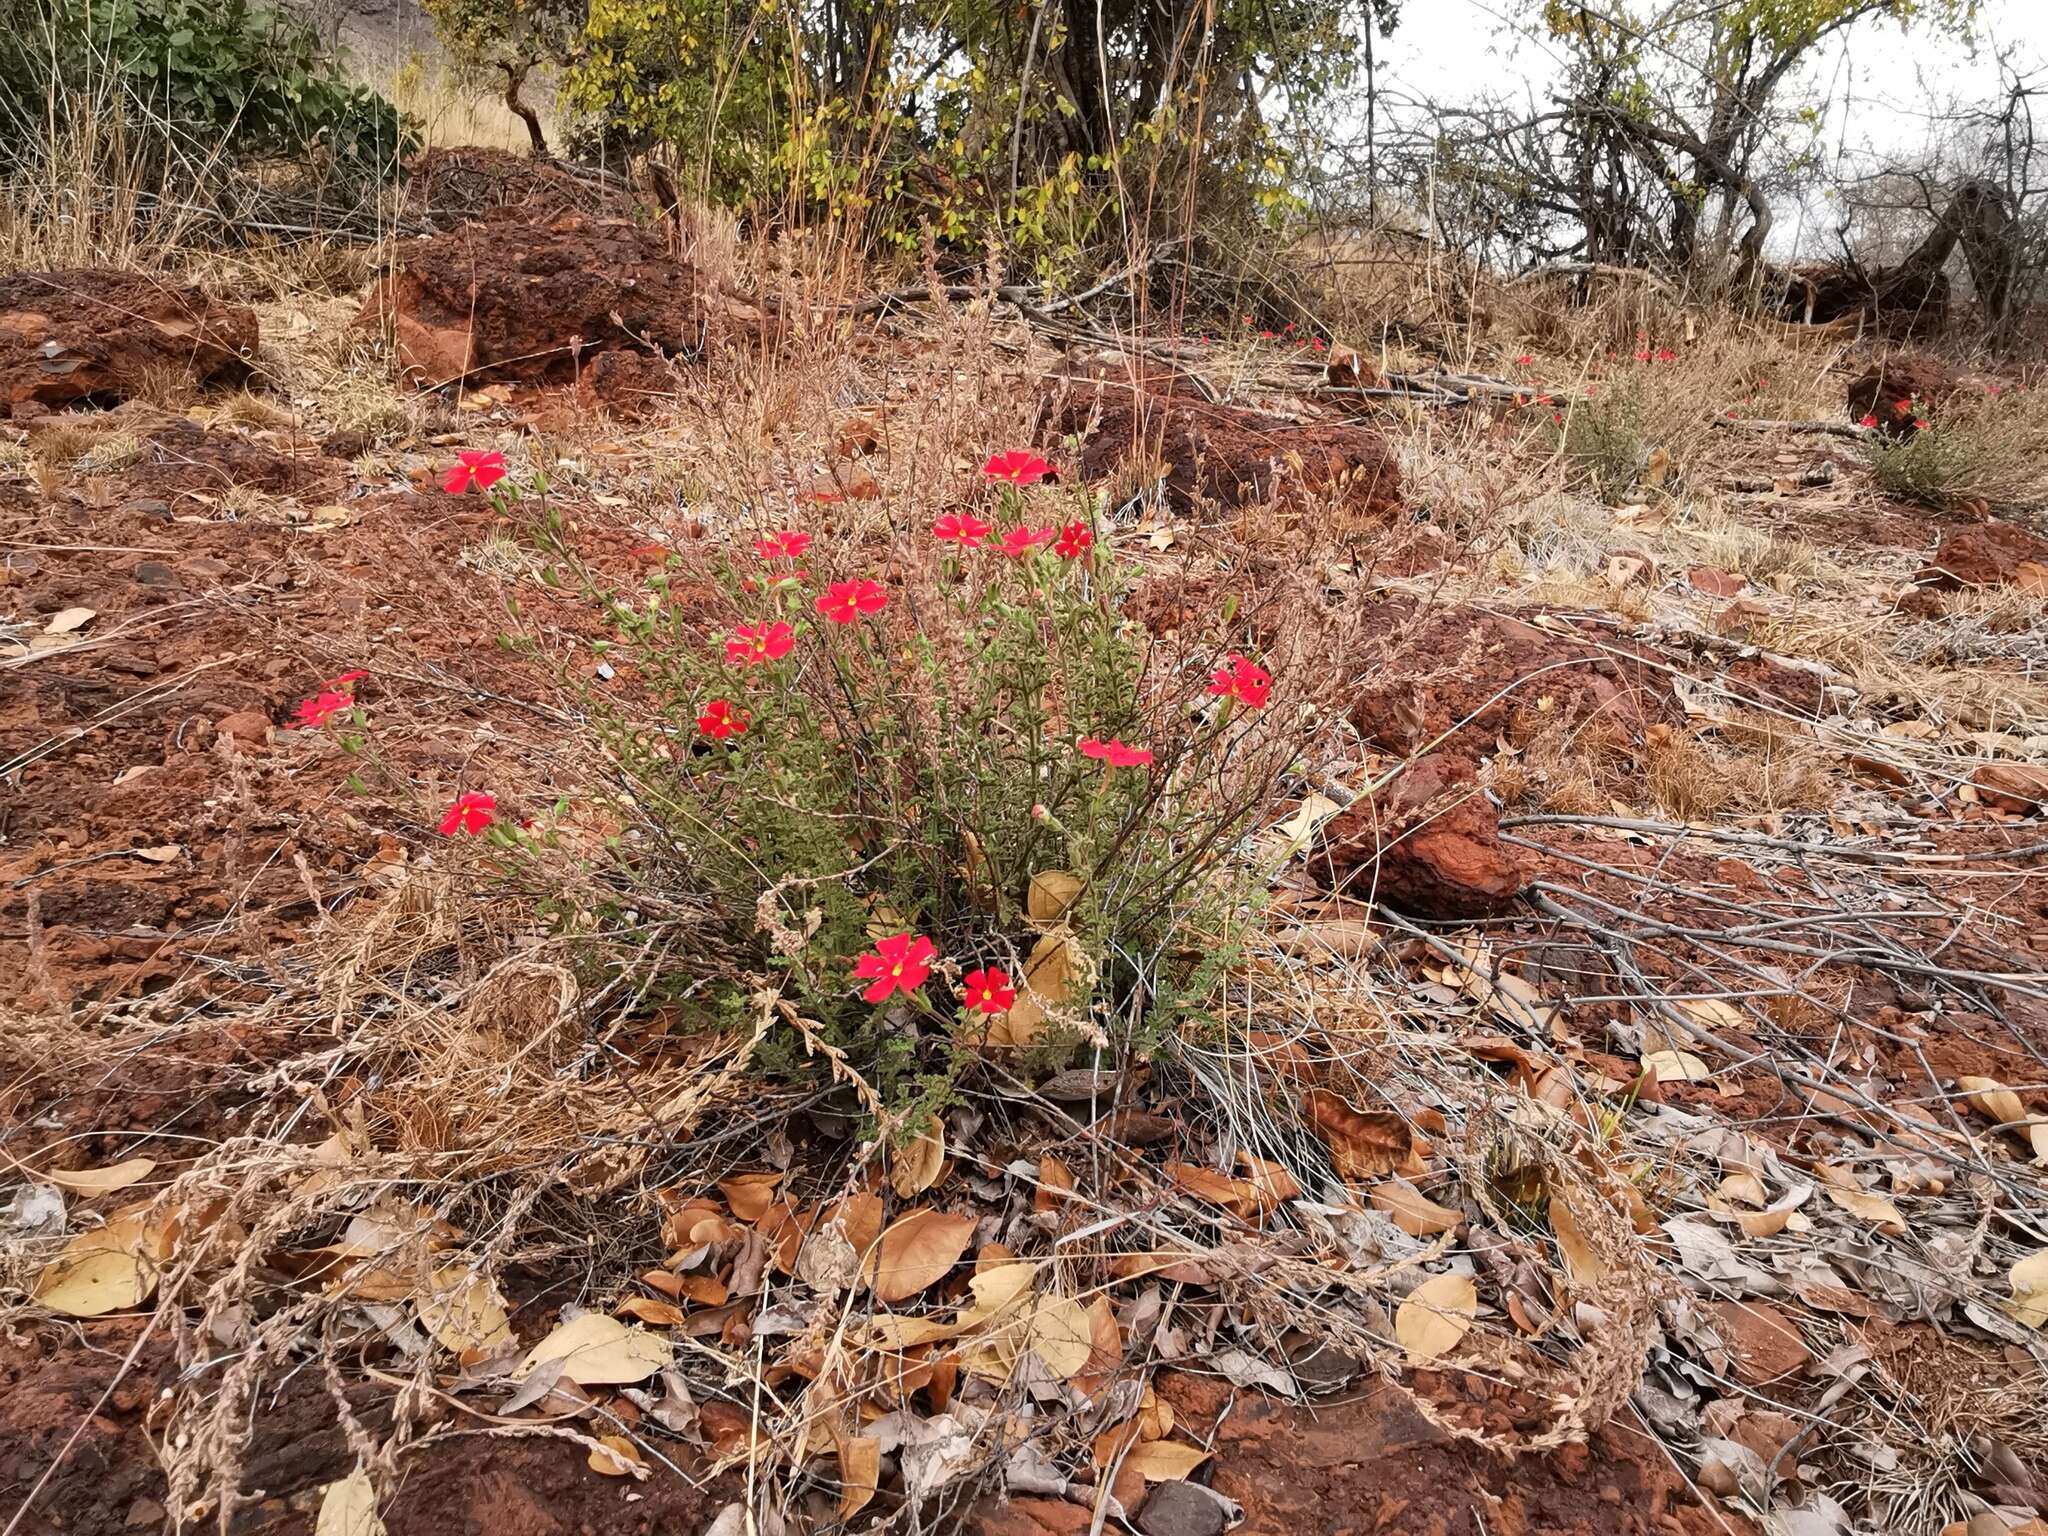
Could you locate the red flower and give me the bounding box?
[804,490,846,505]
[1987,384,2004,397]
[439,791,496,836]
[1209,653,1272,709]
[696,699,748,738]
[983,451,1055,486]
[1634,349,1653,362]
[1859,414,1880,428]
[755,531,812,560]
[726,621,796,665]
[962,966,1016,1015]
[1310,337,1327,352]
[294,690,353,728]
[1284,322,1296,333]
[1514,354,1533,366]
[1913,417,1931,430]
[325,669,368,691]
[1054,522,1093,559]
[852,932,937,1003]
[934,512,993,549]
[1078,737,1154,768]
[815,579,887,624]
[1896,399,1912,412]
[999,525,1056,558]
[1259,329,1277,340]
[442,450,507,495]
[1656,348,1676,361]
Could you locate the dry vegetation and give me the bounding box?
[6,148,2048,1536]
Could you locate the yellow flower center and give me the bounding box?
[891,963,903,977]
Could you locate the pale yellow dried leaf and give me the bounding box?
[1122,1439,1211,1482]
[1816,1166,1907,1235]
[1643,1049,1712,1084]
[1395,1272,1477,1363]
[2010,1250,2048,1330]
[315,1469,385,1536]
[1956,1076,2026,1128]
[890,1116,946,1198]
[587,1435,646,1478]
[1020,1294,1094,1379]
[419,1265,513,1358]
[1026,870,1084,922]
[42,1158,156,1196]
[32,1214,162,1317]
[1548,1196,1605,1287]
[514,1312,672,1385]
[1369,1182,1461,1237]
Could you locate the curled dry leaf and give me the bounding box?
[1121,1439,1211,1482]
[514,1312,673,1385]
[890,1116,946,1198]
[41,1158,156,1196]
[1166,1161,1263,1220]
[1302,1088,1412,1179]
[1395,1272,1478,1364]
[419,1265,513,1358]
[987,932,1076,1047]
[587,1434,647,1478]
[617,1296,690,1326]
[1026,870,1083,922]
[1815,1165,1907,1235]
[1643,1049,1712,1084]
[1369,1181,1461,1237]
[1548,1195,1606,1287]
[1033,1155,1075,1212]
[717,1171,784,1222]
[45,606,96,635]
[836,1433,882,1518]
[2010,1250,2048,1330]
[315,1468,385,1536]
[1017,1294,1094,1379]
[864,1208,977,1303]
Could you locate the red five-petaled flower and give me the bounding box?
[755,531,812,560]
[1859,414,1880,429]
[1514,354,1533,366]
[1078,737,1154,768]
[1209,653,1273,709]
[983,451,1055,486]
[439,791,496,836]
[726,621,796,665]
[933,512,993,549]
[853,932,937,1003]
[442,450,507,495]
[696,699,747,738]
[815,579,887,624]
[1656,348,1676,362]
[999,525,1056,558]
[962,966,1016,1015]
[1054,522,1093,559]
[295,690,353,728]
[326,669,368,691]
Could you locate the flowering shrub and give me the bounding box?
[537,458,1292,1117]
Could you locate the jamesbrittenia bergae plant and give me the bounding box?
[433,446,1290,1119]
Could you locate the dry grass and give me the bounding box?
[1865,384,2048,520]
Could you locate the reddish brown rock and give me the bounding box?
[1,270,257,410]
[576,348,677,419]
[362,206,759,389]
[1847,356,1959,436]
[1914,520,2048,590]
[1705,1300,1811,1386]
[1318,753,1524,921]
[1045,375,1400,520]
[1974,763,2048,814]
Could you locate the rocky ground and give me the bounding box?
[6,157,2048,1536]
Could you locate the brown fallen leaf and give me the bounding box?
[1815,1164,1906,1235]
[1302,1089,1411,1180]
[1369,1181,1462,1237]
[836,1432,881,1517]
[1548,1195,1605,1287]
[1121,1439,1211,1482]
[890,1115,946,1198]
[1396,1272,1477,1363]
[1026,870,1084,922]
[717,1171,784,1222]
[864,1208,976,1303]
[41,1157,157,1196]
[587,1434,646,1478]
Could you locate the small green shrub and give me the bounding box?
[521,464,1292,1121]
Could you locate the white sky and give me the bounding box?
[1367,0,2048,255]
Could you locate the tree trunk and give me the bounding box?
[501,61,549,158]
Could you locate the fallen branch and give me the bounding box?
[1714,417,1872,441]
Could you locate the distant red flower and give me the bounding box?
[1515,394,1529,407]
[1655,348,1676,362]
[1515,354,1533,366]
[852,932,936,1003]
[1859,414,1880,429]
[1913,417,1931,430]
[999,525,1056,558]
[1209,653,1272,709]
[1259,329,1277,340]
[442,450,507,495]
[1554,411,1565,424]
[294,690,352,728]
[983,451,1055,486]
[325,669,368,691]
[804,490,846,505]
[1078,737,1153,768]
[755,531,812,560]
[1634,349,1653,362]
[1896,399,1913,413]
[630,544,669,562]
[1054,522,1093,559]
[696,699,748,738]
[726,621,795,665]
[439,791,496,836]
[934,512,993,549]
[962,966,1016,1015]
[1310,337,1327,352]
[815,579,887,624]
[1987,384,2005,397]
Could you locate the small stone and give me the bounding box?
[125,1498,167,1527]
[135,560,176,586]
[122,498,171,520]
[181,557,233,579]
[1319,752,1524,920]
[1136,1480,1230,1536]
[215,709,271,746]
[1706,1300,1811,1386]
